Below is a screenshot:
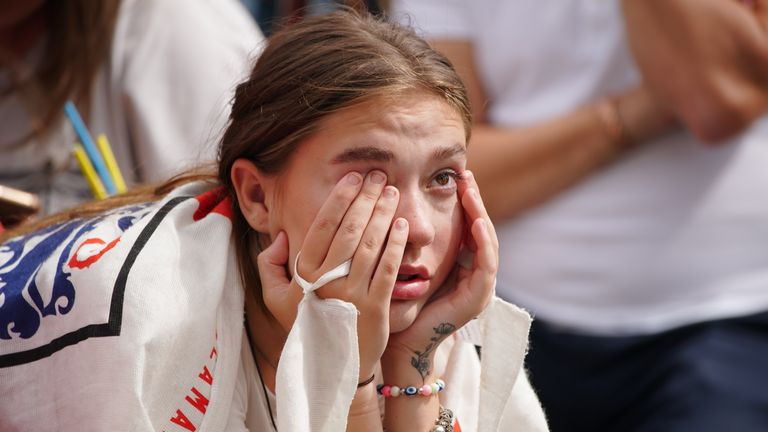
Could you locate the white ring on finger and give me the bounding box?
[293,250,352,294]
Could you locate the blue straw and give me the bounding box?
[64,101,117,195]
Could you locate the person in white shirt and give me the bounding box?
[390,0,768,430]
[0,10,547,432]
[0,0,263,215]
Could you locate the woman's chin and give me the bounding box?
[388,300,420,333]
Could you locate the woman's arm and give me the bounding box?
[346,385,384,431]
[430,40,675,221]
[622,0,768,142]
[380,348,442,431]
[382,171,497,431]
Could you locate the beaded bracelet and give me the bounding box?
[431,406,455,432]
[377,378,445,397]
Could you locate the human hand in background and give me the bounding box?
[622,0,768,142]
[610,86,677,146]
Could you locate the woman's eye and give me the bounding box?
[431,171,460,189]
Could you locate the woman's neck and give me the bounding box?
[244,290,287,393]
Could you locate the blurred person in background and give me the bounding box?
[241,0,387,35]
[390,0,768,430]
[0,0,263,216]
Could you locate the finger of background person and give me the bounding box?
[370,218,409,304]
[348,185,400,287]
[323,170,387,269]
[300,172,363,270]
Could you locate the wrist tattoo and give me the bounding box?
[410,323,456,381]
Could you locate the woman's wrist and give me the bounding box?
[381,346,439,384]
[348,383,384,431]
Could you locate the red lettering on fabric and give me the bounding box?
[169,409,196,431]
[166,343,217,431]
[199,365,213,385]
[68,237,121,269]
[185,387,209,415]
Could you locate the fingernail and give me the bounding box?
[383,186,397,198]
[347,173,361,185]
[370,171,385,184]
[395,218,407,229]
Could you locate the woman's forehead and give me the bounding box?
[309,94,467,157]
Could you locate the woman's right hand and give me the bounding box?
[258,170,409,381]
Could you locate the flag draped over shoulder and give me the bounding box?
[0,182,245,432]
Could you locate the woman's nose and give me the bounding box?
[396,193,435,248]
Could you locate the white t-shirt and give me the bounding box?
[0,0,263,214]
[392,0,768,335]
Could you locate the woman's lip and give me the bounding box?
[392,278,429,300]
[398,264,429,279]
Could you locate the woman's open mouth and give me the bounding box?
[392,265,430,299]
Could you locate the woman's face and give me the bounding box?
[268,93,466,333]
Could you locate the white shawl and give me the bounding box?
[0,182,548,431]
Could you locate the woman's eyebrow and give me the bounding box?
[432,143,466,161]
[330,142,466,165]
[331,146,394,164]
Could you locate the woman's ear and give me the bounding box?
[231,159,273,233]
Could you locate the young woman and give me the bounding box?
[0,11,547,432]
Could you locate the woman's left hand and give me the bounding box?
[382,170,498,379]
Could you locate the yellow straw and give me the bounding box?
[96,134,127,194]
[73,142,108,199]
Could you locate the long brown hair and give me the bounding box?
[218,9,470,304]
[3,9,471,307]
[0,1,121,144]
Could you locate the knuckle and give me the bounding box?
[314,217,335,232]
[336,183,358,200]
[256,251,269,267]
[361,188,381,202]
[373,198,394,216]
[365,305,386,321]
[486,260,498,275]
[342,220,362,236]
[379,260,399,278]
[390,230,408,247]
[360,235,380,252]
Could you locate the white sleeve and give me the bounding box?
[118,0,265,181]
[389,0,473,39]
[275,293,360,432]
[479,297,550,431]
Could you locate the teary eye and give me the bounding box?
[430,170,461,190]
[435,172,452,186]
